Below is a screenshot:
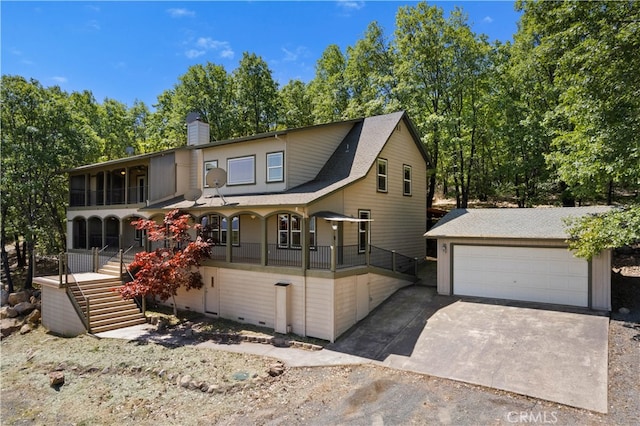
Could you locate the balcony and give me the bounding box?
[69,186,148,207]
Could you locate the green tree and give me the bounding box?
[344,21,399,118]
[233,52,279,135]
[278,79,314,129]
[1,76,99,287]
[308,44,349,123]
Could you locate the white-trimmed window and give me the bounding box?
[309,216,316,248]
[358,210,371,253]
[266,151,284,183]
[278,214,305,249]
[228,156,255,185]
[377,158,388,192]
[202,214,239,246]
[203,160,218,187]
[403,165,412,196]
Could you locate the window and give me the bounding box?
[309,217,316,248]
[203,160,218,187]
[266,152,284,183]
[278,214,305,249]
[403,165,412,196]
[377,158,388,192]
[202,214,239,246]
[227,156,255,185]
[358,210,371,253]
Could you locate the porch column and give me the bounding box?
[301,217,309,271]
[260,217,267,266]
[225,217,232,263]
[330,222,338,272]
[101,219,106,249]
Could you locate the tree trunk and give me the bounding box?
[172,294,178,317]
[15,236,25,267]
[1,205,14,293]
[24,239,34,289]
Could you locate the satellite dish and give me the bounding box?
[125,146,135,156]
[205,168,238,206]
[184,188,202,204]
[186,112,201,124]
[205,168,227,188]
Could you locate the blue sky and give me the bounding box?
[2,1,521,109]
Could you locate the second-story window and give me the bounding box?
[403,165,412,196]
[266,152,284,183]
[228,156,255,185]
[377,158,388,192]
[203,160,218,187]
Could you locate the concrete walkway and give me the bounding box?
[96,285,609,413]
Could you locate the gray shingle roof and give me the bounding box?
[146,111,427,211]
[424,206,614,240]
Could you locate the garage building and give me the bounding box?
[425,207,612,311]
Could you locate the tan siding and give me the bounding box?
[287,123,354,188]
[149,152,176,201]
[201,138,287,195]
[343,125,427,259]
[41,285,86,337]
[368,273,412,310]
[171,286,204,312]
[591,250,612,310]
[218,268,276,328]
[175,150,192,197]
[334,276,357,337]
[304,277,333,341]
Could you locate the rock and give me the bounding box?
[206,384,220,393]
[1,289,8,306]
[619,307,631,314]
[184,328,195,338]
[179,374,192,388]
[49,371,65,387]
[268,362,285,377]
[13,302,35,316]
[199,382,209,392]
[19,323,33,335]
[26,309,41,324]
[101,367,110,374]
[0,318,22,338]
[188,380,200,390]
[0,306,18,319]
[8,291,28,306]
[30,296,37,304]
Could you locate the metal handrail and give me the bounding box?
[97,244,109,253]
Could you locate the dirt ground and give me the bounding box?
[1,253,639,425]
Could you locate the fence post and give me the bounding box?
[92,248,97,273]
[119,249,124,277]
[392,250,397,273]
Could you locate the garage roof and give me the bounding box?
[424,206,613,240]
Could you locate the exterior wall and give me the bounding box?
[591,249,612,310]
[334,276,357,338]
[286,123,353,189]
[434,237,611,311]
[304,276,334,341]
[201,137,287,196]
[368,273,412,310]
[149,152,177,201]
[175,150,191,198]
[40,283,87,337]
[342,122,428,259]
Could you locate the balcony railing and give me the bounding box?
[69,186,148,207]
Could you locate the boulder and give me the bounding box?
[0,306,18,319]
[49,371,65,387]
[8,291,28,306]
[1,289,8,306]
[19,323,33,335]
[26,309,41,324]
[1,318,22,338]
[179,374,192,388]
[13,302,35,316]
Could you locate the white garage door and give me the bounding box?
[453,245,589,307]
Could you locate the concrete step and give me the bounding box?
[90,301,140,316]
[90,317,147,334]
[91,307,141,322]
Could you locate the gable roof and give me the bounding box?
[424,206,614,240]
[146,111,428,210]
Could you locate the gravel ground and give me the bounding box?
[1,262,638,425]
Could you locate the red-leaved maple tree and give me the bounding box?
[118,209,210,316]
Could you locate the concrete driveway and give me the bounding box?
[327,285,610,413]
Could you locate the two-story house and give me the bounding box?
[65,111,429,341]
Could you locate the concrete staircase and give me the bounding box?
[71,260,145,334]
